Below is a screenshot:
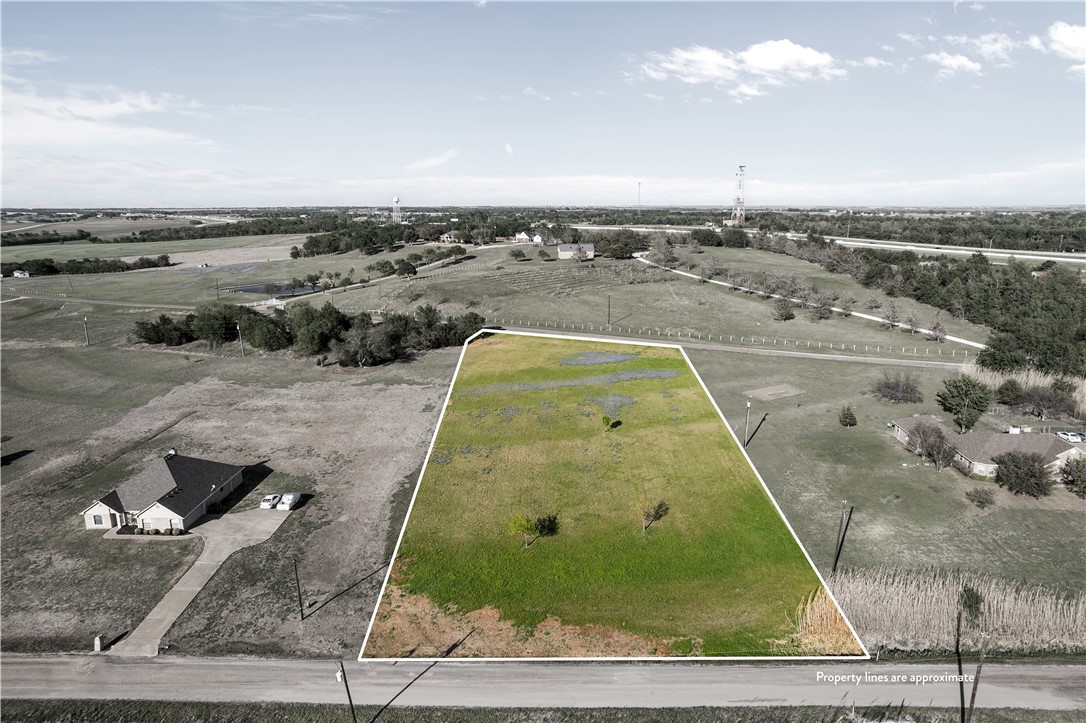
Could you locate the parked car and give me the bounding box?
[1055,432,1083,443]
[277,493,301,510]
[259,494,281,509]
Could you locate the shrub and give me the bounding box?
[772,298,795,321]
[1061,457,1086,499]
[965,487,995,509]
[996,379,1024,405]
[838,405,857,428]
[872,371,923,403]
[992,451,1053,497]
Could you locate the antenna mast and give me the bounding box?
[730,165,746,227]
[392,196,402,224]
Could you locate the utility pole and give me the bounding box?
[607,295,611,326]
[336,662,358,723]
[637,182,641,216]
[237,321,245,357]
[216,279,220,300]
[964,633,989,723]
[832,502,854,574]
[744,397,751,446]
[67,275,74,290]
[83,316,91,346]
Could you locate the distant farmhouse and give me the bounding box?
[81,450,246,532]
[891,415,1083,479]
[11,270,30,278]
[513,232,544,244]
[557,243,595,260]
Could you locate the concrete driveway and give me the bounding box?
[108,508,289,657]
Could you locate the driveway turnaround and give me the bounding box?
[108,508,289,657]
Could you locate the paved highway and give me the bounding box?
[2,656,1082,710]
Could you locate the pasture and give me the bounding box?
[0,233,307,264]
[365,333,861,658]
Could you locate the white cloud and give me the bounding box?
[504,143,514,155]
[522,86,551,101]
[404,148,460,171]
[1027,35,1045,52]
[2,81,214,149]
[896,33,922,46]
[879,44,896,53]
[220,3,387,28]
[924,51,983,79]
[699,97,714,104]
[2,49,65,66]
[638,39,845,102]
[1047,21,1086,74]
[945,32,1018,63]
[847,56,892,69]
[644,92,664,102]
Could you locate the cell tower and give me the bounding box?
[730,165,746,227]
[392,196,402,224]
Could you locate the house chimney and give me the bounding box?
[166,448,177,459]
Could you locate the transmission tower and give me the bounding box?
[730,165,746,226]
[392,196,402,224]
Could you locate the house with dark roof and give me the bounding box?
[890,415,1083,479]
[81,450,246,532]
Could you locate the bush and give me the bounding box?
[838,405,857,428]
[965,487,996,509]
[996,379,1024,405]
[992,451,1054,497]
[872,371,923,403]
[1061,457,1086,499]
[772,298,795,321]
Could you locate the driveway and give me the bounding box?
[108,508,289,657]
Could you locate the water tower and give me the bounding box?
[729,165,746,227]
[392,196,402,223]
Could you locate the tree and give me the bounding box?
[571,245,590,263]
[1060,457,1086,498]
[507,513,558,548]
[937,376,992,433]
[704,256,725,279]
[1015,384,1074,420]
[904,311,921,334]
[865,295,883,310]
[884,301,900,329]
[808,292,835,321]
[838,405,857,428]
[839,296,856,317]
[995,379,1024,406]
[773,298,796,321]
[508,249,526,261]
[602,415,611,430]
[992,450,1053,497]
[928,317,947,343]
[872,370,924,403]
[538,248,551,261]
[688,236,702,254]
[646,237,677,267]
[394,259,417,277]
[641,500,669,533]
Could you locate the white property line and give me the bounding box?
[359,328,870,662]
[634,253,987,350]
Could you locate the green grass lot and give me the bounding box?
[687,350,1086,593]
[377,333,854,657]
[0,233,307,263]
[2,701,1074,723]
[0,216,228,240]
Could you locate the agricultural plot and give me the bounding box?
[363,332,864,659]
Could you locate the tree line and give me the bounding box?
[1,229,102,247]
[132,301,485,366]
[2,255,172,277]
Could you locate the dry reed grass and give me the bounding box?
[962,362,1086,418]
[830,567,1086,653]
[789,587,865,655]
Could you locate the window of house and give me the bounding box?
[142,519,152,529]
[93,514,103,525]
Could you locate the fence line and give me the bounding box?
[478,316,969,359]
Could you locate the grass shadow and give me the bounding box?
[303,562,389,620]
[1,449,34,466]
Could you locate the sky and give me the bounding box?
[2,1,1084,208]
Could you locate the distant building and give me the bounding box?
[890,415,1082,479]
[557,243,595,260]
[81,451,247,532]
[439,231,460,243]
[514,232,531,244]
[12,270,30,278]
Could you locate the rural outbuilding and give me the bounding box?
[81,450,246,532]
[557,243,595,260]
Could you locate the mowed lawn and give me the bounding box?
[380,333,856,656]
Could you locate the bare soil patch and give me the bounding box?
[744,383,804,401]
[365,582,665,658]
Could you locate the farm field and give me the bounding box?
[364,332,863,659]
[687,350,1086,593]
[0,296,459,656]
[0,216,235,239]
[0,233,308,264]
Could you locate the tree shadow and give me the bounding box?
[609,420,622,430]
[302,562,389,620]
[1,449,33,466]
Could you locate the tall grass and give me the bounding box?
[962,362,1086,418]
[790,588,864,655]
[831,567,1086,654]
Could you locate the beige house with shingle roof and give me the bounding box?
[891,415,1083,479]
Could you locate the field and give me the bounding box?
[0,216,234,240]
[686,350,1086,593]
[364,333,862,659]
[0,233,306,265]
[0,296,458,656]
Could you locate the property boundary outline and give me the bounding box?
[359,328,870,662]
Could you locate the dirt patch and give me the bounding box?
[585,394,635,417]
[364,583,667,658]
[744,383,804,401]
[120,245,293,268]
[469,369,678,395]
[560,351,638,366]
